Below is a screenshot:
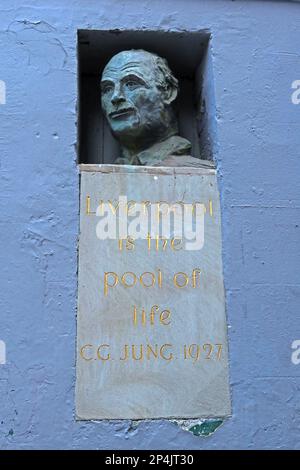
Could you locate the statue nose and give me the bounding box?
[111,85,125,105]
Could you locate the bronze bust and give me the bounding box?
[101,49,211,167]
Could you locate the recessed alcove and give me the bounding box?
[77,29,216,164]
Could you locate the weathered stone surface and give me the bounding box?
[76,164,231,420]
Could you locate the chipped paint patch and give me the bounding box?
[173,418,223,437]
[189,419,223,436]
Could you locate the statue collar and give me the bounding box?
[116,136,192,166]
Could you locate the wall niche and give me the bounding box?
[78,29,217,164]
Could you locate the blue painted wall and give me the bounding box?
[0,0,300,449]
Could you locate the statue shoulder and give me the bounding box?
[153,154,216,169]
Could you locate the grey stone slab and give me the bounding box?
[76,165,231,420]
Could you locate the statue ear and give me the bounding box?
[163,81,178,105]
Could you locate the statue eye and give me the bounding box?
[126,80,139,90]
[102,84,113,94]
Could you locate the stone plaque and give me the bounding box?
[76,164,231,420]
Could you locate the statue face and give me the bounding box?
[101,51,167,140]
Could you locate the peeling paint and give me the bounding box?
[172,419,223,437]
[188,420,223,437]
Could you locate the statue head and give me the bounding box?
[100,49,179,156]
